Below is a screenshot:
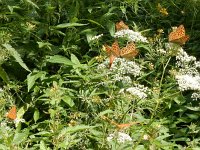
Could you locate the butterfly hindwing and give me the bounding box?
[120,42,138,59]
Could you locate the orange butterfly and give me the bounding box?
[168,25,189,45]
[116,21,129,31]
[6,105,17,120]
[105,41,138,67]
[101,116,139,130]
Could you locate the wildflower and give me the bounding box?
[126,84,148,99]
[114,29,148,43]
[107,132,132,143]
[175,74,200,91]
[14,118,25,127]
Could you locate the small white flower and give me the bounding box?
[191,92,200,100]
[14,118,25,127]
[114,29,148,43]
[143,134,149,140]
[157,48,166,54]
[90,34,103,42]
[107,132,132,143]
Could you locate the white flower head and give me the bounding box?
[114,29,148,43]
[110,58,141,77]
[176,48,196,68]
[126,84,149,99]
[175,74,200,91]
[107,132,132,143]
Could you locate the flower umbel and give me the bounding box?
[114,29,148,43]
[107,132,132,143]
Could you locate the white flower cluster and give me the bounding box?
[126,84,149,99]
[173,47,200,100]
[97,58,141,85]
[110,58,141,77]
[114,29,148,43]
[90,34,103,42]
[176,48,196,68]
[175,74,200,91]
[107,132,132,143]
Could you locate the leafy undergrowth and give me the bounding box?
[1,0,200,150]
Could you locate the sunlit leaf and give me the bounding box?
[2,44,30,72]
[55,23,88,28]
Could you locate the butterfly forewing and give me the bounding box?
[120,42,138,59]
[111,41,120,57]
[116,21,129,31]
[6,106,17,120]
[169,25,189,45]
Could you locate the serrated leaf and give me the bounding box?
[2,44,30,72]
[56,23,88,28]
[27,72,45,92]
[46,55,74,66]
[0,66,9,83]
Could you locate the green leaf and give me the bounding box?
[71,54,80,65]
[107,21,115,37]
[2,44,30,72]
[27,72,45,92]
[40,140,47,150]
[62,96,74,107]
[13,129,29,144]
[0,66,9,83]
[66,125,95,133]
[24,0,39,9]
[46,55,74,66]
[55,23,88,28]
[98,110,114,117]
[34,109,40,123]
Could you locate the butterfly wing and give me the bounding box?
[169,25,189,44]
[109,54,116,68]
[116,21,129,31]
[172,35,189,45]
[6,106,17,120]
[111,40,120,57]
[104,44,112,56]
[120,42,138,59]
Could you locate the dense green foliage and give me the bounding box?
[1,0,200,149]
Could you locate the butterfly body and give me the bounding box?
[168,25,189,45]
[6,106,17,120]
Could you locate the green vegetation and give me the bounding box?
[1,0,200,149]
